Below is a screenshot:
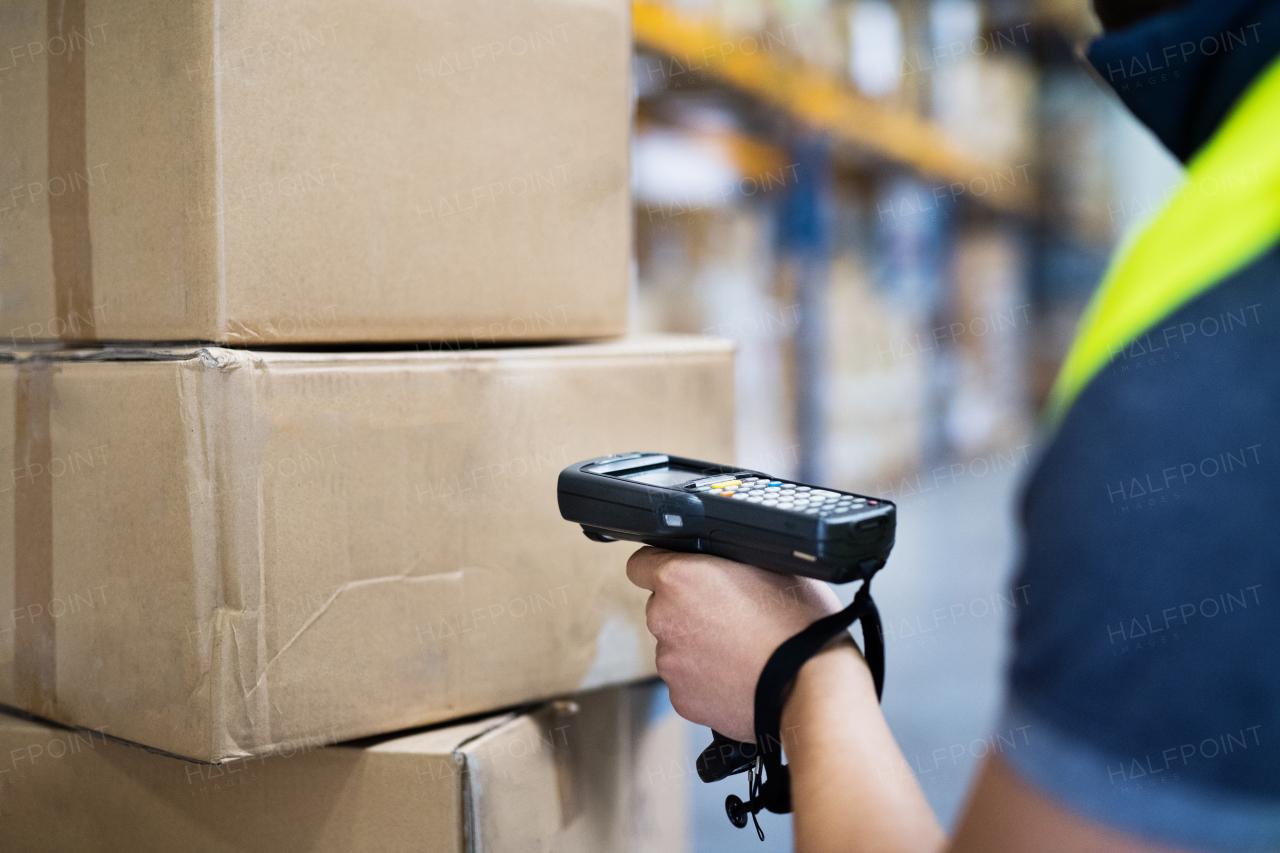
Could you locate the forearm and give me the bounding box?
[630,548,1182,853]
[782,638,946,853]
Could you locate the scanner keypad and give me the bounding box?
[697,477,879,518]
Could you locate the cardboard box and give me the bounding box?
[0,336,733,761]
[0,0,629,344]
[0,680,690,853]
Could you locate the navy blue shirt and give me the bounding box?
[1001,3,1280,847]
[1002,252,1280,851]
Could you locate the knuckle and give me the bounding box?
[654,648,672,681]
[654,643,678,675]
[651,562,669,588]
[644,595,663,637]
[624,550,646,582]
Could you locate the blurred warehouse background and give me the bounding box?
[625,0,1184,848]
[629,0,1181,486]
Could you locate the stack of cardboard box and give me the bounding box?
[1,1,729,849]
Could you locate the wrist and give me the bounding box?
[780,634,875,747]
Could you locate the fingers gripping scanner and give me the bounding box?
[558,453,895,838]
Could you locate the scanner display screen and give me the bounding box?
[617,465,704,488]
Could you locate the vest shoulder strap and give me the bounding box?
[1048,53,1280,424]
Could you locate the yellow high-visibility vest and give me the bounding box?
[1048,54,1280,425]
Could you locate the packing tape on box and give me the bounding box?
[47,0,96,341]
[13,360,57,715]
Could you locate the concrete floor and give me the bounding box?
[683,456,1028,851]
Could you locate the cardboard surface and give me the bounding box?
[0,336,734,761]
[0,680,689,853]
[0,0,629,343]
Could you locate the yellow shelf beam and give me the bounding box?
[632,0,1034,214]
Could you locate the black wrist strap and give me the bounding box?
[725,579,883,833]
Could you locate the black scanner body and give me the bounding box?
[557,453,895,584]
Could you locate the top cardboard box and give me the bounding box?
[0,0,630,344]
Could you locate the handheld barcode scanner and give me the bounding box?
[558,453,895,838]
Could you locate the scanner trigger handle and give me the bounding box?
[697,730,756,783]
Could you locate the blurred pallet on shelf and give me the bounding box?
[632,0,1034,214]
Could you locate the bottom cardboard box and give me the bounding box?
[0,681,687,853]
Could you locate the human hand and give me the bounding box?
[625,546,843,742]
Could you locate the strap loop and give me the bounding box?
[727,580,883,826]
